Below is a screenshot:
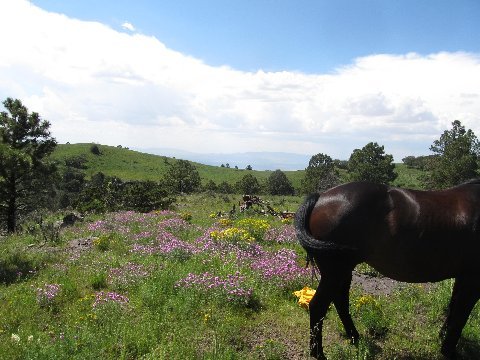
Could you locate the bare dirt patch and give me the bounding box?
[351,271,406,296]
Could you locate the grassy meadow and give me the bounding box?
[2,193,480,359]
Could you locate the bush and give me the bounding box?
[75,175,176,214]
[122,181,175,213]
[90,144,101,155]
[266,170,294,195]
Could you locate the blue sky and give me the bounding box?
[0,0,479,169]
[31,0,480,73]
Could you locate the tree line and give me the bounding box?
[1,98,479,233]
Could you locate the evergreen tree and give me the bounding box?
[218,181,234,194]
[235,174,261,194]
[203,180,218,192]
[302,153,340,193]
[348,142,397,184]
[0,98,57,232]
[58,155,87,208]
[164,159,201,194]
[424,120,479,189]
[266,169,294,195]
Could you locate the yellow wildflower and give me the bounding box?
[212,227,254,243]
[355,294,377,310]
[218,218,232,227]
[203,313,211,323]
[210,230,220,240]
[236,218,270,241]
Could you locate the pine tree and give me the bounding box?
[0,98,57,232]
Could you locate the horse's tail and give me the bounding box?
[295,193,356,254]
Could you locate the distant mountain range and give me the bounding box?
[136,148,311,171]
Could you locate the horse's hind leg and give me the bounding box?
[309,275,334,359]
[440,279,461,340]
[309,264,355,359]
[333,271,359,344]
[440,276,480,358]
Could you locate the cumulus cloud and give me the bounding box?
[0,0,479,163]
[121,22,135,32]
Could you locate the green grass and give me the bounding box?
[1,194,479,359]
[392,163,425,189]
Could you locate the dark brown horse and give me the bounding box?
[295,180,480,359]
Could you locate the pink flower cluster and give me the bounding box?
[264,225,297,244]
[131,230,199,256]
[194,227,309,288]
[195,227,263,263]
[158,217,196,232]
[87,219,129,235]
[36,283,61,307]
[108,262,150,287]
[93,291,129,308]
[251,248,309,284]
[176,271,253,304]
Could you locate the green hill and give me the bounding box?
[51,143,306,190]
[51,143,425,191]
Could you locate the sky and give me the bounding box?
[0,0,479,168]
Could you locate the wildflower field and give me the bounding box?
[1,193,480,359]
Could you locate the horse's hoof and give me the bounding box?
[310,346,327,359]
[440,346,456,360]
[350,331,360,345]
[310,351,327,360]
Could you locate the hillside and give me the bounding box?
[51,143,306,190]
[51,143,425,190]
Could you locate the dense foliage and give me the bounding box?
[266,170,295,195]
[163,159,201,194]
[401,155,432,170]
[0,98,57,232]
[301,153,340,193]
[75,172,175,214]
[348,142,397,184]
[423,120,480,189]
[235,173,261,194]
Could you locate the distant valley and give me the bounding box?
[137,148,312,171]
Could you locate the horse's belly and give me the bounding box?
[365,235,476,283]
[369,259,458,283]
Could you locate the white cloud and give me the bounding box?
[1,0,479,165]
[121,22,135,32]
